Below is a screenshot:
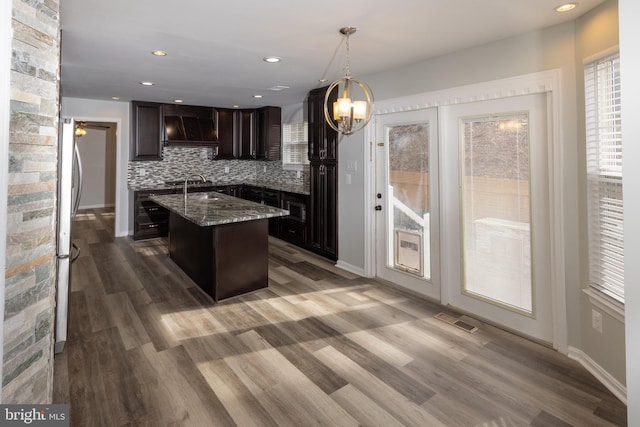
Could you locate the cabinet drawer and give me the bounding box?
[134,223,168,240]
[279,219,306,246]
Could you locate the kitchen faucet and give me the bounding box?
[184,173,207,205]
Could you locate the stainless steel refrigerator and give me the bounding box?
[55,118,83,354]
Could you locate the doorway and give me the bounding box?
[75,121,117,211]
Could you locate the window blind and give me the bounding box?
[585,53,624,302]
[282,122,309,166]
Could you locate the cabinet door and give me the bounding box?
[307,86,338,162]
[238,109,257,159]
[308,160,338,260]
[131,101,163,161]
[257,106,282,160]
[215,108,237,159]
[307,88,325,162]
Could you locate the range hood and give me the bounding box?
[164,115,218,145]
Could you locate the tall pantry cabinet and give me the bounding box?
[307,86,338,260]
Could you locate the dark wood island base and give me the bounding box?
[168,212,269,302]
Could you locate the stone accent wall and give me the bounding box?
[3,0,60,403]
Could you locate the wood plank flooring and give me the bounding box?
[53,208,627,426]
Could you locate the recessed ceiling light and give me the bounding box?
[140,81,154,86]
[263,56,281,63]
[174,99,183,103]
[554,3,577,12]
[268,85,290,92]
[152,50,167,56]
[318,78,328,83]
[253,94,263,99]
[111,96,120,100]
[233,105,240,108]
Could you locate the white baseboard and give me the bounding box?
[335,260,367,277]
[78,203,115,210]
[568,346,627,404]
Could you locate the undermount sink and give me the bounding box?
[191,193,220,201]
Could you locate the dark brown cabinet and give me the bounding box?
[308,86,338,162]
[238,109,258,159]
[132,101,281,161]
[219,107,282,160]
[307,86,338,260]
[133,188,177,239]
[279,192,308,247]
[257,106,282,160]
[215,108,238,159]
[131,101,163,161]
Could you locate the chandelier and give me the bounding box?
[323,27,374,136]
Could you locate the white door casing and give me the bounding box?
[363,70,566,351]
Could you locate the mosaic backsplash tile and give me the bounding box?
[128,146,309,189]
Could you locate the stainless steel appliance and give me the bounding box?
[54,118,83,354]
[281,193,306,223]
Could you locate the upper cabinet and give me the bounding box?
[307,86,337,162]
[205,106,282,161]
[131,101,282,161]
[215,108,238,159]
[238,109,258,159]
[257,106,281,161]
[131,101,164,161]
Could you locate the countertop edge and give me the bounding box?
[149,192,290,227]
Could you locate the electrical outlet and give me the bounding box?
[296,170,301,178]
[139,168,146,176]
[592,309,603,333]
[224,167,229,174]
[346,173,352,185]
[263,165,267,173]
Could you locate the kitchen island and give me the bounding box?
[150,191,288,301]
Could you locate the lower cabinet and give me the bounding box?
[135,186,310,252]
[133,189,177,240]
[308,161,338,260]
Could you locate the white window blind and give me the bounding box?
[585,52,624,303]
[282,122,309,167]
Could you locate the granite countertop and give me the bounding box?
[129,180,309,195]
[149,191,289,227]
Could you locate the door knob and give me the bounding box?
[375,205,382,211]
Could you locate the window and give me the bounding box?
[585,52,624,303]
[282,122,309,169]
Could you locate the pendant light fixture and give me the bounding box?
[323,27,374,136]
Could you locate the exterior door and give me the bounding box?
[441,93,553,343]
[375,108,440,299]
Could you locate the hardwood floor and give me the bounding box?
[53,208,627,426]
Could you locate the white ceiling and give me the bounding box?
[59,0,605,108]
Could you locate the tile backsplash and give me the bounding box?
[128,146,309,188]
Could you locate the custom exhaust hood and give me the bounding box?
[164,115,218,145]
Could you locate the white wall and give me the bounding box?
[620,0,640,422]
[331,9,628,392]
[573,0,626,389]
[61,98,130,236]
[77,127,116,208]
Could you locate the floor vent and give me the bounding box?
[434,312,478,333]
